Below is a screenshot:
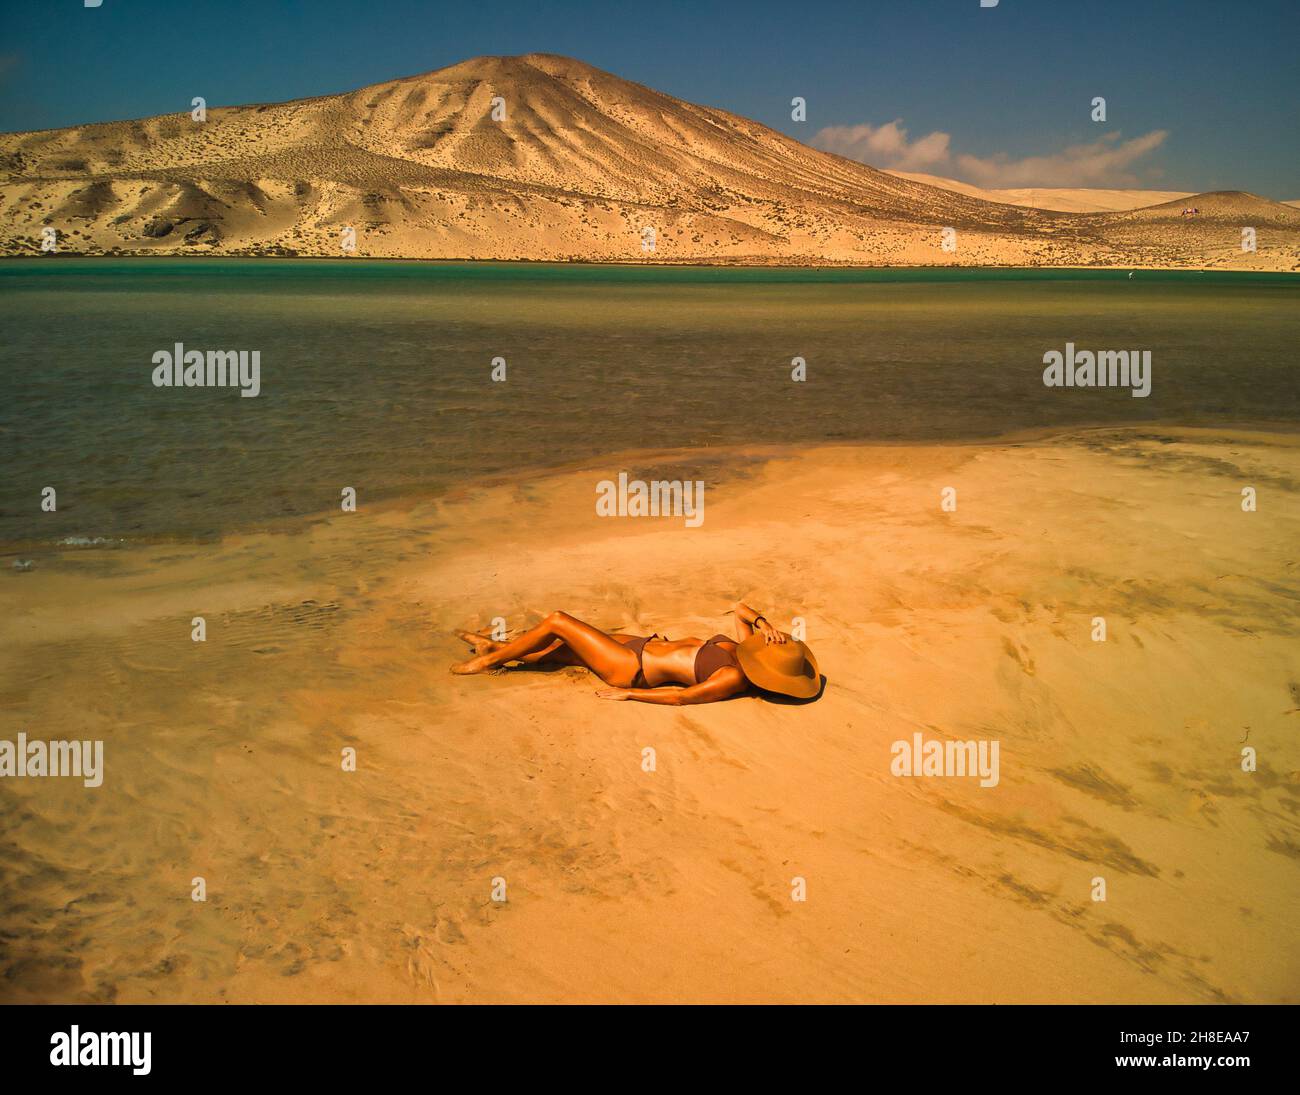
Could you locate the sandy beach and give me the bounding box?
[2,426,1296,1003]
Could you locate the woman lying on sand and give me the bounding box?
[451,601,821,705]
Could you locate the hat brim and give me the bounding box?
[736,634,821,699]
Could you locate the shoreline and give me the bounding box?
[3,254,1299,277]
[6,423,1300,558]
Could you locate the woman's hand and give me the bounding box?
[596,687,631,701]
[732,602,785,644]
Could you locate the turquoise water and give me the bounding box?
[1,259,1297,545]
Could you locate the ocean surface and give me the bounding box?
[2,259,1296,546]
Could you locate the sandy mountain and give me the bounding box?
[2,53,1297,269]
[886,170,1193,214]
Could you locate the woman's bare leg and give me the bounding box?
[455,630,497,654]
[457,630,579,666]
[451,612,639,685]
[458,629,644,669]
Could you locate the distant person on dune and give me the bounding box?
[450,601,821,704]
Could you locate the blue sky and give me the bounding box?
[1,0,1296,197]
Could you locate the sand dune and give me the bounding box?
[886,170,1193,213]
[1,427,1296,1002]
[2,53,1297,269]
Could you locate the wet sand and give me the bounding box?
[1,427,1297,1002]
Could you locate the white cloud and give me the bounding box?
[956,131,1168,188]
[810,120,951,172]
[811,120,1169,189]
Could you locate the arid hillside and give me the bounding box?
[884,170,1195,214]
[2,53,1297,268]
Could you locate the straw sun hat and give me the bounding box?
[735,632,821,699]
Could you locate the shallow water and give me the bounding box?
[2,259,1296,545]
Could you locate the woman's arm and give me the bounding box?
[732,600,757,640]
[732,601,785,644]
[596,668,747,705]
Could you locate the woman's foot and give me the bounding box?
[455,629,500,655]
[450,654,492,675]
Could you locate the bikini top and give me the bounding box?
[694,634,740,683]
